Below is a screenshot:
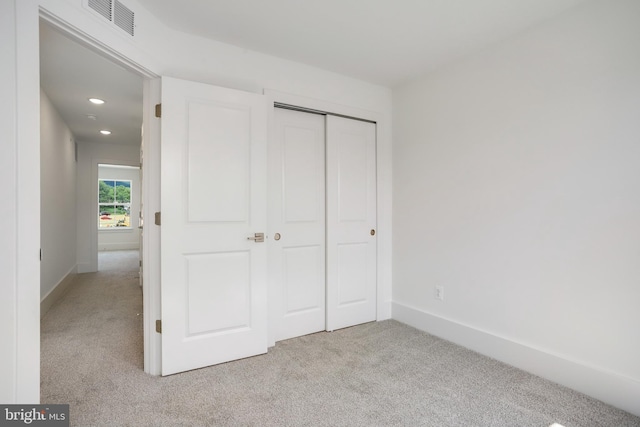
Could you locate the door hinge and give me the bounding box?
[154,212,161,225]
[40,249,42,261]
[155,103,161,118]
[156,320,162,334]
[139,260,142,267]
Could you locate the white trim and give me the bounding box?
[98,164,139,170]
[16,0,41,403]
[266,89,381,124]
[142,77,162,376]
[1,0,20,404]
[39,7,155,79]
[90,157,139,272]
[40,265,77,318]
[264,89,392,347]
[98,243,140,251]
[392,301,640,417]
[98,228,135,233]
[76,262,92,274]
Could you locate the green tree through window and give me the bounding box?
[98,180,132,228]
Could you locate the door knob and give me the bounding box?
[247,232,265,243]
[274,233,281,241]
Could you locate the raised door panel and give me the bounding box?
[283,245,323,314]
[187,101,250,222]
[283,126,322,222]
[336,243,368,306]
[185,252,250,335]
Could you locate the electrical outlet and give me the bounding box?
[435,286,444,301]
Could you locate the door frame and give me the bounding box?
[38,10,163,375]
[265,89,392,347]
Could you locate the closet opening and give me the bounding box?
[269,105,378,343]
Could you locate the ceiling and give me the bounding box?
[136,0,589,87]
[39,0,589,147]
[39,22,143,147]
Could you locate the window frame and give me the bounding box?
[98,178,133,230]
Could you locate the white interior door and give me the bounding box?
[160,76,267,375]
[269,108,326,341]
[326,115,377,331]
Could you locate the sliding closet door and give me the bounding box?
[326,115,377,331]
[269,108,326,341]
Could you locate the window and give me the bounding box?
[98,179,132,229]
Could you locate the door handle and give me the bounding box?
[274,233,281,241]
[247,232,265,243]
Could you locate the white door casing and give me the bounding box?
[160,77,268,375]
[139,146,143,288]
[326,115,377,331]
[269,108,326,341]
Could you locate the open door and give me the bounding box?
[160,77,268,375]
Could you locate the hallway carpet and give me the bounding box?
[41,251,640,426]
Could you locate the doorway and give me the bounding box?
[39,17,150,376]
[97,164,141,259]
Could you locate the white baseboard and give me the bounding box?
[76,262,93,274]
[41,266,77,318]
[98,243,140,251]
[392,302,640,417]
[377,300,392,322]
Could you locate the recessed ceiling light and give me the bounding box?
[86,114,97,120]
[89,98,105,105]
[100,130,111,135]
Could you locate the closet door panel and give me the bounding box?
[326,116,377,330]
[269,108,326,342]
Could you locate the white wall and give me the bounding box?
[77,143,140,273]
[98,165,141,251]
[40,88,77,300]
[392,0,640,416]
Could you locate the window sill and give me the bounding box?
[98,227,135,233]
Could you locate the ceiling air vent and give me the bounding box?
[86,0,135,36]
[114,1,135,36]
[88,0,112,21]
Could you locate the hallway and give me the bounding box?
[41,250,143,413]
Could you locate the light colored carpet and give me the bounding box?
[41,251,640,426]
